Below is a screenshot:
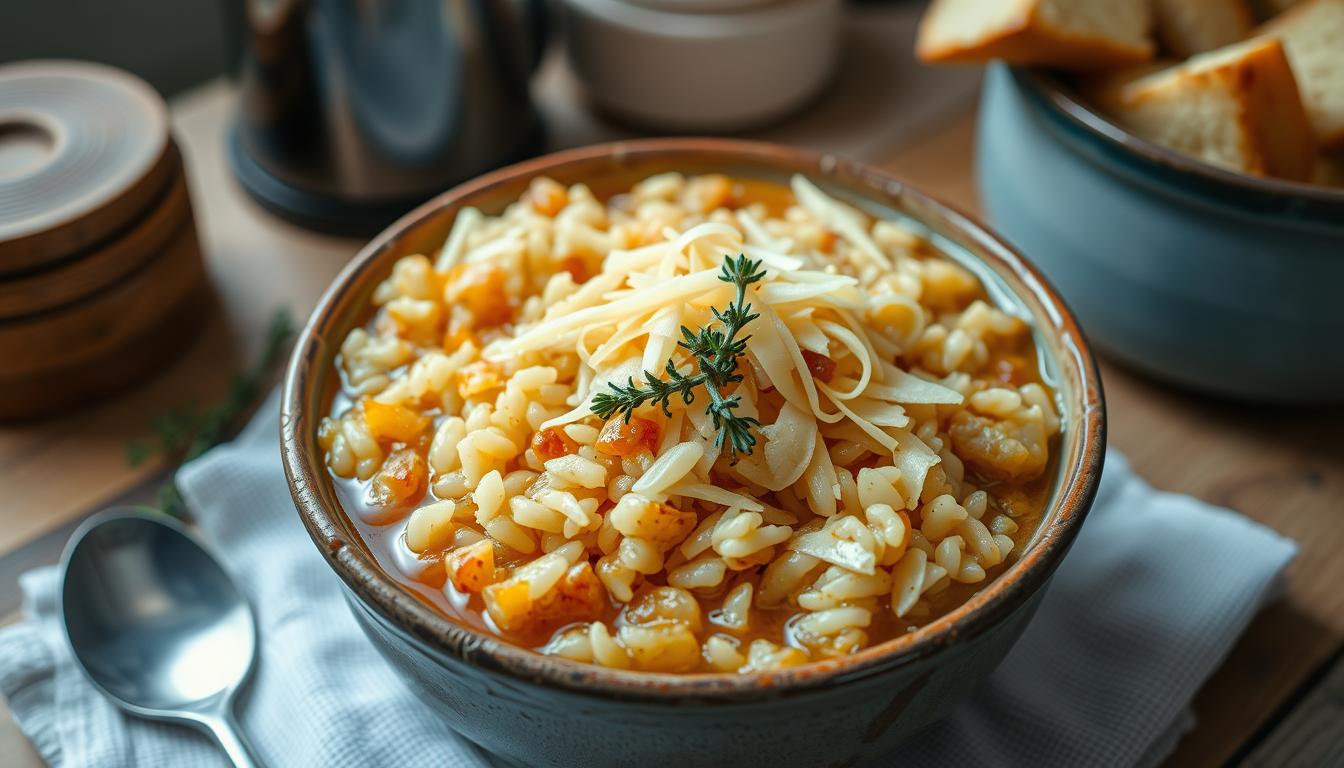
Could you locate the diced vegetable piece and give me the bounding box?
[559,255,591,284]
[442,325,476,353]
[487,580,532,624]
[447,261,514,328]
[446,540,497,593]
[370,448,429,507]
[483,562,606,640]
[596,417,661,457]
[531,427,578,462]
[800,350,837,382]
[364,400,429,444]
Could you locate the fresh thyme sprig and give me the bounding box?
[591,254,765,460]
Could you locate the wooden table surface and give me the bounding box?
[2,80,1341,768]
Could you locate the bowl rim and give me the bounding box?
[1012,68,1344,216]
[281,137,1106,700]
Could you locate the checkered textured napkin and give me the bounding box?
[0,392,1297,767]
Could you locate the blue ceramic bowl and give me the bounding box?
[978,64,1344,402]
[282,139,1105,768]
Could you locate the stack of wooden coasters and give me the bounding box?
[0,61,209,421]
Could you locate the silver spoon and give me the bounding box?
[60,507,263,768]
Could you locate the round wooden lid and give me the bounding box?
[0,60,172,275]
[0,141,190,320]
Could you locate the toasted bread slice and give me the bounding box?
[1103,38,1316,180]
[1153,0,1255,57]
[1257,0,1344,148]
[916,0,1154,70]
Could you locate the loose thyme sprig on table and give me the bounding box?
[591,254,766,461]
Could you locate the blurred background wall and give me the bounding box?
[0,0,230,95]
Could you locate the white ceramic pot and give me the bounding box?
[559,0,842,132]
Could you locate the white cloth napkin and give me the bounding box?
[0,392,1297,768]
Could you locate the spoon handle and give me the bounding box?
[203,710,264,768]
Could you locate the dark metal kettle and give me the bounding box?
[224,0,547,235]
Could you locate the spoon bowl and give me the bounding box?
[60,507,262,767]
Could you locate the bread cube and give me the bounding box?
[916,0,1154,69]
[1100,37,1316,180]
[1257,0,1344,148]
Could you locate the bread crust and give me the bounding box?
[916,0,1155,69]
[1257,0,1344,148]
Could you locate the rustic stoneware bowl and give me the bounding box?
[281,139,1106,768]
[979,64,1344,403]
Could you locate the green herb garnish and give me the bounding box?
[591,254,765,461]
[127,309,294,516]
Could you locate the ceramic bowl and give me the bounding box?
[978,64,1344,403]
[559,0,841,132]
[281,139,1105,768]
